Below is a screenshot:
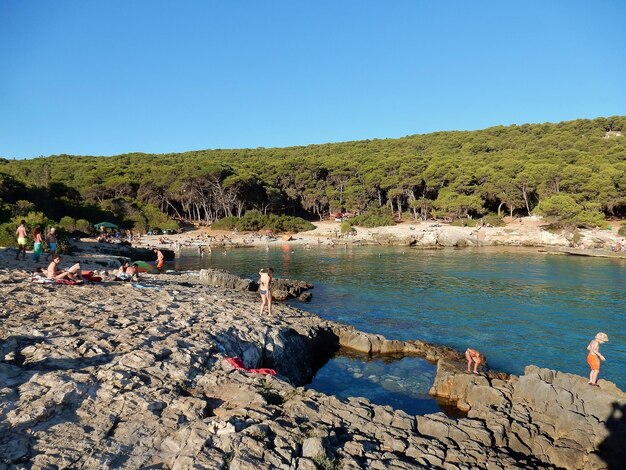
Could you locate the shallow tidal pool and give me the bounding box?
[306,351,452,416]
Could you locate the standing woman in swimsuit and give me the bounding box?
[259,267,273,316]
[32,226,43,262]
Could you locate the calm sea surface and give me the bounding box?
[176,245,625,412]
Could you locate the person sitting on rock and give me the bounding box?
[465,348,486,374]
[47,255,83,282]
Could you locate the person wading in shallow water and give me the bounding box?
[587,332,608,387]
[258,267,273,316]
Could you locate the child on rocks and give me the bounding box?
[587,332,608,387]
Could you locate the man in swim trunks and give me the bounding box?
[45,227,57,261]
[154,248,165,273]
[258,267,273,316]
[587,332,608,387]
[465,348,486,374]
[15,220,28,260]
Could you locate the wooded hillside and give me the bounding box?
[1,116,625,231]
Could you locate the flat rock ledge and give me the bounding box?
[1,270,624,469]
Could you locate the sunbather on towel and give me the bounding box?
[47,255,83,282]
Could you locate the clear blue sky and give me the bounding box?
[1,1,625,158]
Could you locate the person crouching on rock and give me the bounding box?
[587,332,608,387]
[465,348,486,374]
[116,261,140,282]
[259,267,273,316]
[47,255,83,282]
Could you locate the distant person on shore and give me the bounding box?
[46,255,83,281]
[465,348,486,374]
[15,220,28,260]
[258,267,273,316]
[154,248,165,273]
[587,332,608,387]
[32,226,43,262]
[45,227,57,261]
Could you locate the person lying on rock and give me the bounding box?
[587,332,608,387]
[465,348,486,374]
[47,255,83,282]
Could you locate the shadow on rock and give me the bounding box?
[214,326,340,386]
[598,401,626,469]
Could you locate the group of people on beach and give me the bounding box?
[15,220,57,262]
[465,331,609,388]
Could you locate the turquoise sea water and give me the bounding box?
[176,245,626,396]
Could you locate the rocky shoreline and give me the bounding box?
[1,257,624,469]
[135,218,626,257]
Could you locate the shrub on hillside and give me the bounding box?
[535,195,606,228]
[619,222,626,237]
[75,219,92,235]
[58,216,77,233]
[481,213,506,227]
[450,218,478,227]
[340,221,353,233]
[0,222,15,247]
[570,210,607,229]
[350,207,395,228]
[237,210,267,231]
[211,217,238,230]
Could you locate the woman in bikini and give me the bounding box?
[258,267,273,316]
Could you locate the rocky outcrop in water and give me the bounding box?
[198,269,313,301]
[1,269,623,469]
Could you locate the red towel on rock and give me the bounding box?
[225,357,276,375]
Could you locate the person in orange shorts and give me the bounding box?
[154,248,165,273]
[587,332,608,387]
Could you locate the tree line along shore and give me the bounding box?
[1,116,626,244]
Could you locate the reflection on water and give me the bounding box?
[177,245,626,391]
